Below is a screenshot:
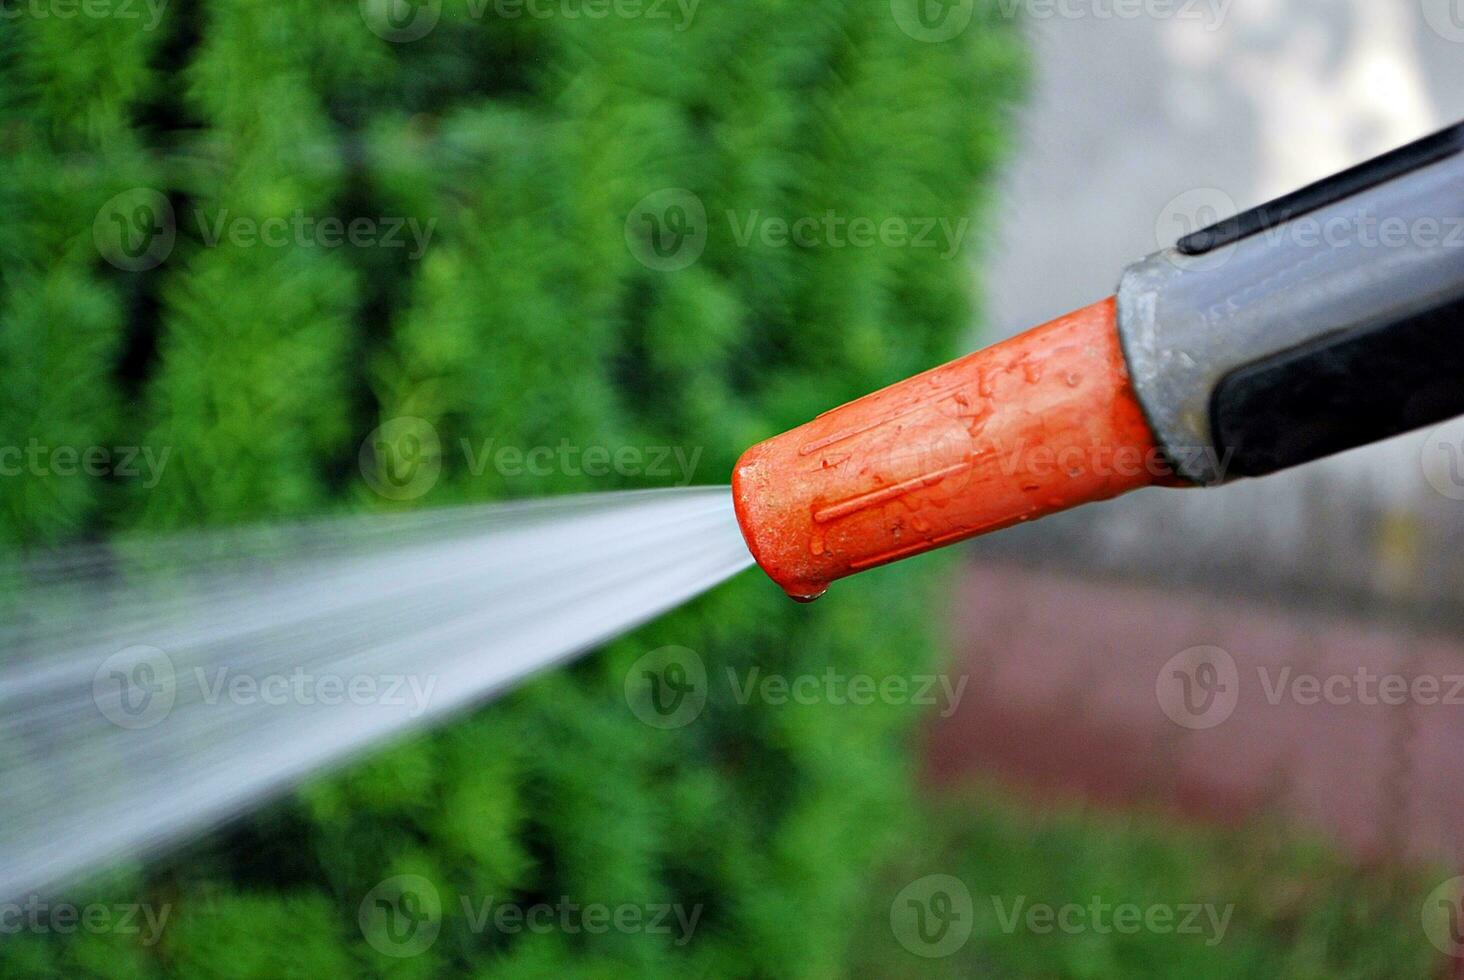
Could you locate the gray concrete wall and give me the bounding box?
[972,0,1464,621]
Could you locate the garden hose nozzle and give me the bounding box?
[734,120,1464,600]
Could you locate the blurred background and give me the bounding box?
[922,2,1464,976]
[2,0,1462,976]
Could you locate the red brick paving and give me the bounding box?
[927,560,1464,869]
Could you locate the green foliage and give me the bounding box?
[0,1,1023,977]
[851,789,1443,979]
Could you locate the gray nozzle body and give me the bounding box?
[1116,124,1464,487]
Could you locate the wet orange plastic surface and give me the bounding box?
[732,297,1168,599]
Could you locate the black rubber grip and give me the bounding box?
[1210,293,1464,478]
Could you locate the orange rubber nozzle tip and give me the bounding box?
[732,297,1168,600]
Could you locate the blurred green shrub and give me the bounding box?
[853,789,1444,979]
[0,1,1023,976]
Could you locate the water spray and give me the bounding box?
[0,492,751,899]
[2,121,1461,901]
[734,120,1464,599]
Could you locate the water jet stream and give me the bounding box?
[0,487,751,900]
